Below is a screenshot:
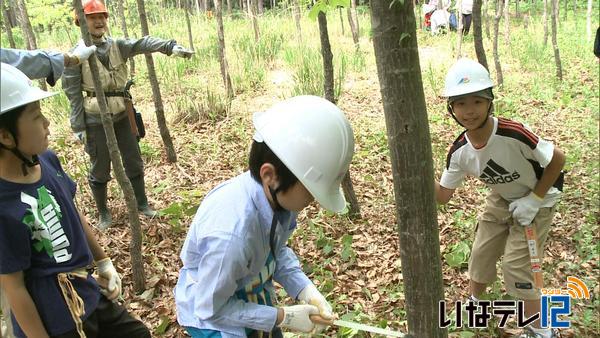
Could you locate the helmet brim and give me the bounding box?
[1,87,57,114]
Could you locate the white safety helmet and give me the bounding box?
[253,96,355,213]
[1,63,57,115]
[443,58,494,98]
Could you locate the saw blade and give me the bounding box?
[333,319,405,337]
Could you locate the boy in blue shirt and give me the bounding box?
[175,96,355,337]
[435,59,565,338]
[0,63,150,338]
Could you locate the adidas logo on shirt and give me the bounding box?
[479,159,521,185]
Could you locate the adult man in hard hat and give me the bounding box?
[174,96,354,337]
[0,62,150,338]
[63,0,193,230]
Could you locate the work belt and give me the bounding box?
[85,90,126,98]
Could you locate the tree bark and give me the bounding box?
[117,0,136,76]
[293,0,302,43]
[347,7,359,45]
[339,7,345,35]
[251,0,260,41]
[15,0,47,91]
[185,0,195,51]
[1,0,16,49]
[135,0,178,162]
[503,0,510,45]
[73,0,146,293]
[483,0,491,39]
[493,0,503,86]
[370,1,446,337]
[258,0,264,13]
[317,10,361,218]
[550,0,562,81]
[543,0,549,46]
[214,0,234,98]
[586,0,592,41]
[352,0,360,35]
[227,0,232,15]
[473,0,489,69]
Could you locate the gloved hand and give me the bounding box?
[298,283,334,333]
[171,45,194,59]
[74,131,86,144]
[508,192,543,226]
[278,304,320,333]
[96,258,122,301]
[72,44,97,64]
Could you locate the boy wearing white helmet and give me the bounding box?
[174,95,355,337]
[434,59,565,338]
[0,63,150,338]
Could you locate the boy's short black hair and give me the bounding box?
[0,104,27,147]
[248,140,299,193]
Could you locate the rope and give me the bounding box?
[56,268,89,338]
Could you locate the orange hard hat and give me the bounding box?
[73,0,108,26]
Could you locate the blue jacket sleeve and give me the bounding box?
[0,48,64,86]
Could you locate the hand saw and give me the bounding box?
[311,315,405,337]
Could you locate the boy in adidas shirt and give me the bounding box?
[434,59,565,338]
[0,63,150,337]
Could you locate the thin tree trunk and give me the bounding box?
[258,0,264,13]
[317,11,361,218]
[483,0,491,39]
[214,0,234,98]
[117,0,136,76]
[515,0,519,17]
[251,0,260,41]
[339,7,345,35]
[347,7,359,45]
[73,0,146,293]
[543,0,549,46]
[293,0,302,43]
[550,0,562,80]
[16,0,46,91]
[1,0,16,49]
[563,0,567,21]
[554,0,560,28]
[456,0,463,58]
[586,0,592,41]
[227,0,232,15]
[493,0,503,86]
[370,1,446,336]
[135,0,178,163]
[185,0,195,50]
[473,0,488,69]
[353,0,360,35]
[503,0,510,45]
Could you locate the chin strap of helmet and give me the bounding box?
[268,185,286,259]
[1,137,38,176]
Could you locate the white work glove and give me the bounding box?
[508,192,543,226]
[72,44,97,64]
[74,131,86,144]
[95,258,122,301]
[278,304,320,333]
[171,44,194,59]
[298,283,334,334]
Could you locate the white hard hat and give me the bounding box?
[443,58,494,98]
[1,63,57,114]
[253,95,355,213]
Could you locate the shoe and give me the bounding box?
[519,327,558,338]
[129,175,158,218]
[90,182,112,230]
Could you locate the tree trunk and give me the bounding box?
[550,0,562,81]
[347,7,359,45]
[563,0,567,21]
[317,11,361,218]
[483,0,491,39]
[293,0,302,43]
[456,0,463,58]
[73,0,146,293]
[251,0,260,41]
[493,0,503,86]
[503,0,510,45]
[339,7,345,35]
[185,0,195,51]
[1,0,16,49]
[586,0,592,41]
[16,0,47,91]
[227,0,232,15]
[352,0,360,35]
[258,0,264,13]
[214,0,234,98]
[117,0,136,76]
[135,0,178,163]
[554,0,560,28]
[370,1,446,337]
[543,0,549,46]
[473,0,488,69]
[515,0,519,17]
